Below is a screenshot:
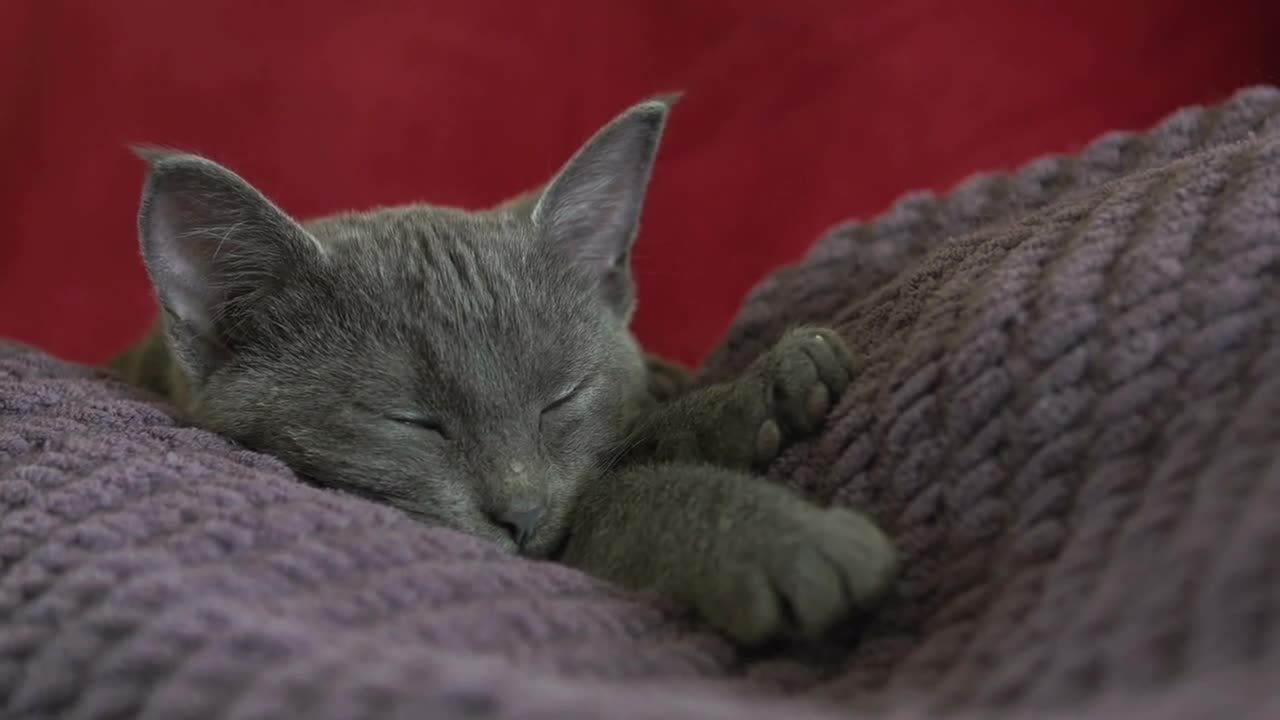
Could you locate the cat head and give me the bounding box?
[133,97,674,557]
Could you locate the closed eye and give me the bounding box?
[542,377,587,416]
[385,411,448,438]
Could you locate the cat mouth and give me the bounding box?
[295,470,565,558]
[543,530,571,562]
[520,526,571,562]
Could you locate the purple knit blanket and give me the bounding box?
[4,86,1280,720]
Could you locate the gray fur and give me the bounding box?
[122,101,668,557]
[113,98,897,645]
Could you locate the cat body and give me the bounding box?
[112,98,896,644]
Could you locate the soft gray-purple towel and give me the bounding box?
[4,85,1280,720]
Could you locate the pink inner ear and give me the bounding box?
[147,191,219,336]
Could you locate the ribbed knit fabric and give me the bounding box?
[3,85,1279,719]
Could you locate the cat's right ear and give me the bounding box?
[133,148,324,380]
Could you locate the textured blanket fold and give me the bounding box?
[4,85,1280,719]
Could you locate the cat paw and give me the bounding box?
[619,329,858,471]
[695,503,896,645]
[747,327,859,467]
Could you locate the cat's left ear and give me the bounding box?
[532,94,677,318]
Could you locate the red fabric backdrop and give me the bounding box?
[2,1,1277,367]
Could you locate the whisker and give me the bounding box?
[594,432,650,476]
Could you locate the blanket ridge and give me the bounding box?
[3,85,1280,719]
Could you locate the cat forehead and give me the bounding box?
[302,204,530,252]
[303,205,552,290]
[282,203,598,336]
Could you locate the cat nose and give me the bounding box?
[492,505,546,550]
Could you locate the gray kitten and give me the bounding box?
[110,97,896,645]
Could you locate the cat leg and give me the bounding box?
[562,460,896,645]
[626,327,859,471]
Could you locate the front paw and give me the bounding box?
[561,463,896,647]
[693,499,896,646]
[745,327,859,467]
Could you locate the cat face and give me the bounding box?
[134,98,672,557]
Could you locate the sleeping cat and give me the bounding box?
[110,96,896,645]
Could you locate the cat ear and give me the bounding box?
[134,147,324,379]
[531,94,676,317]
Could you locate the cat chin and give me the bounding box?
[486,534,521,556]
[445,517,567,560]
[519,524,572,561]
[399,507,523,555]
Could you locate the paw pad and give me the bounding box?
[750,327,859,466]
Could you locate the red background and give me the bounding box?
[2,1,1277,367]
